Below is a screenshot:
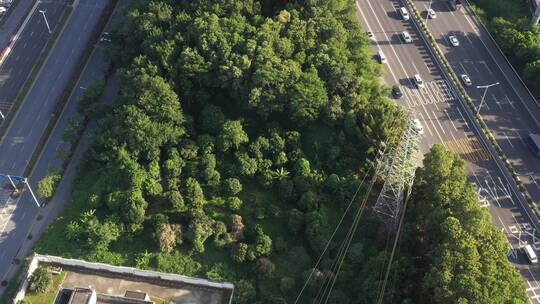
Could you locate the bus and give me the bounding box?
[524,244,538,264]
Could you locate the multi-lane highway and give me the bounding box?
[0,0,111,287]
[414,0,540,209]
[412,0,540,300]
[0,0,66,120]
[356,0,540,302]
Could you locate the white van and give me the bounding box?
[400,7,410,21]
[524,244,538,264]
[378,50,387,64]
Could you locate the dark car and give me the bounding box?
[391,85,403,99]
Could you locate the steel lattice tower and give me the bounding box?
[373,116,419,229]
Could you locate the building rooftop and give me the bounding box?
[14,254,234,304]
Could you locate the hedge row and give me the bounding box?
[405,0,540,217]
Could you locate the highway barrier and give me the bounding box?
[403,0,540,220]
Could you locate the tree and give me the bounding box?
[169,190,185,211]
[230,214,245,242]
[218,120,249,152]
[234,280,256,304]
[29,266,52,293]
[37,172,61,199]
[184,177,205,209]
[289,67,328,123]
[155,223,180,254]
[199,104,225,134]
[280,277,295,293]
[223,177,242,195]
[227,196,243,210]
[255,258,275,278]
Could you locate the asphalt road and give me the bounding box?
[412,0,540,300]
[0,0,66,119]
[0,0,110,283]
[0,0,34,49]
[356,0,540,301]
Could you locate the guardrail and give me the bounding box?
[401,0,540,230]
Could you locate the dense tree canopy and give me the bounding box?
[394,145,527,304]
[33,0,527,303]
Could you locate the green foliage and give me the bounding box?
[37,172,62,199]
[395,145,528,303]
[28,267,52,294]
[223,178,242,196]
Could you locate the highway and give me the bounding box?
[0,0,110,285]
[0,0,66,120]
[356,0,540,302]
[412,0,540,300]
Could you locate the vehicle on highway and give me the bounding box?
[448,35,459,47]
[524,244,538,264]
[391,85,403,99]
[460,74,472,86]
[526,134,540,156]
[367,31,375,42]
[414,119,424,135]
[427,8,437,19]
[0,6,6,15]
[401,31,412,43]
[414,74,424,88]
[378,50,387,64]
[400,7,410,21]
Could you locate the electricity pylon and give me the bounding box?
[373,116,420,229]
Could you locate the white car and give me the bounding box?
[461,74,472,86]
[414,74,424,88]
[402,31,412,43]
[378,50,387,64]
[414,119,424,135]
[427,8,437,19]
[367,31,375,42]
[449,35,459,47]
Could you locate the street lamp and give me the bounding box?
[476,82,500,115]
[39,10,52,34]
[0,109,4,120]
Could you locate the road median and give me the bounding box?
[404,0,540,220]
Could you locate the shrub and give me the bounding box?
[28,266,52,293]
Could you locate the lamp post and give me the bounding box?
[39,10,51,34]
[0,109,4,120]
[476,82,500,115]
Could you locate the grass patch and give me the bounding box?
[23,271,66,304]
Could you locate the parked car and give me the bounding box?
[449,35,459,47]
[460,74,472,86]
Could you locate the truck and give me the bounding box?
[448,0,462,11]
[526,133,540,156]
